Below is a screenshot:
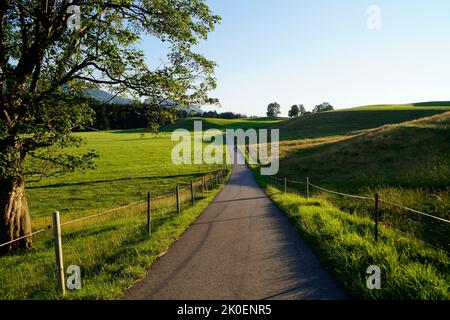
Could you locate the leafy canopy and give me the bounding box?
[0,0,220,180]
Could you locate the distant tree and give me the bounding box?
[313,102,334,113]
[203,110,219,118]
[267,102,281,118]
[298,104,306,115]
[288,105,300,118]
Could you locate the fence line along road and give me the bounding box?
[0,168,228,250]
[379,198,450,224]
[270,175,450,225]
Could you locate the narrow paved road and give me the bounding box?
[124,161,347,300]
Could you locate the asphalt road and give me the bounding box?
[124,161,347,300]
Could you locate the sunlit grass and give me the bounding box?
[266,186,449,300]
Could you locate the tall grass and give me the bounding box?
[267,186,449,300]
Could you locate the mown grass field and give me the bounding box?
[26,130,227,229]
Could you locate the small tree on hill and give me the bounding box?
[298,104,306,115]
[267,102,281,118]
[288,105,300,118]
[313,102,334,113]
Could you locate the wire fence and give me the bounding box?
[0,169,229,250]
[266,175,450,252]
[0,168,229,296]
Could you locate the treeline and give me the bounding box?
[89,103,247,130]
[92,103,148,130]
[193,110,248,119]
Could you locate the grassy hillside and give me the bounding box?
[248,107,450,299]
[345,102,450,110]
[279,112,450,191]
[163,117,282,132]
[269,112,450,250]
[272,104,450,140]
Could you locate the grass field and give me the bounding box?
[2,103,449,300]
[271,112,450,250]
[26,130,227,230]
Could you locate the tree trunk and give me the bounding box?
[0,177,32,254]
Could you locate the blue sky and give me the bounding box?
[141,1,450,116]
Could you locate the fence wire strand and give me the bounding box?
[379,198,450,224]
[60,199,147,227]
[308,182,374,201]
[270,175,448,225]
[0,169,229,248]
[0,228,47,248]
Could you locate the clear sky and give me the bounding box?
[141,0,450,116]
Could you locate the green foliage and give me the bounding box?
[312,102,334,113]
[266,102,281,118]
[288,105,300,118]
[1,0,220,181]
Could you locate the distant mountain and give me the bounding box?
[85,89,133,105]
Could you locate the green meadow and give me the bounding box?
[26,130,227,229]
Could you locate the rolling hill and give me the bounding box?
[271,103,450,140]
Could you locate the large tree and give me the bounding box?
[0,0,220,253]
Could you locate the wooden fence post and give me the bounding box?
[306,177,310,199]
[191,181,195,205]
[202,176,205,195]
[374,193,379,242]
[52,211,65,296]
[147,192,151,236]
[284,177,287,193]
[176,186,180,214]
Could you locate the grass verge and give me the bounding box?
[265,185,449,300]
